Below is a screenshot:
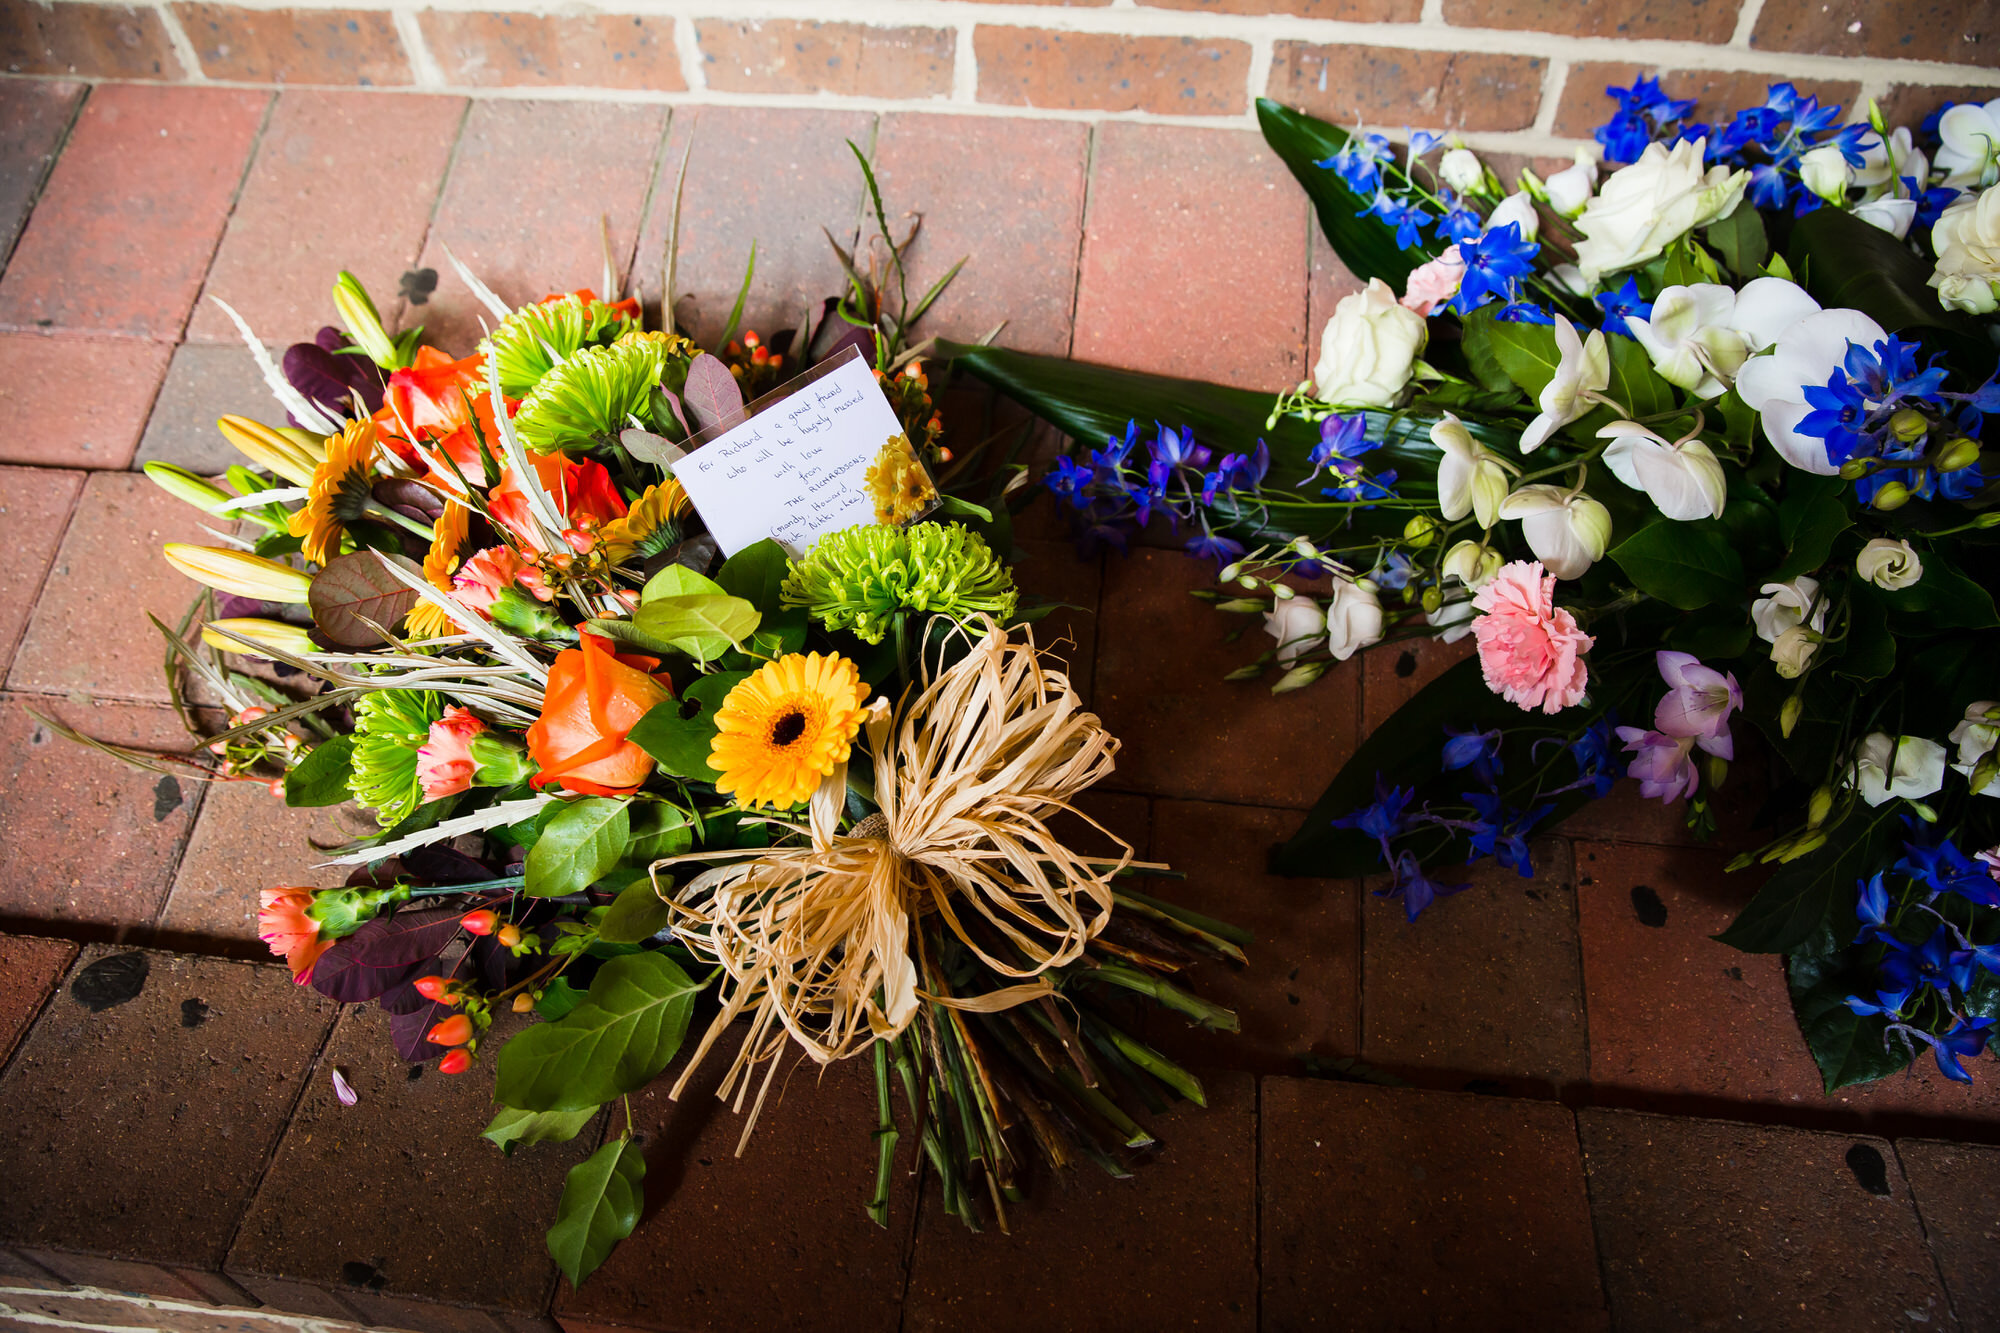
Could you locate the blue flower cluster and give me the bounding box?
[1594,75,1696,164]
[1795,336,1997,506]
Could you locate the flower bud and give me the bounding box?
[202,618,320,659]
[1218,563,1243,583]
[1705,755,1729,790]
[215,415,323,487]
[306,884,414,939]
[1889,409,1930,443]
[1807,785,1834,827]
[496,923,524,948]
[1421,586,1443,613]
[1291,537,1320,559]
[144,462,233,514]
[460,909,499,936]
[1838,458,1872,480]
[1779,694,1805,738]
[1238,576,1259,591]
[1272,583,1296,601]
[1779,830,1827,862]
[1907,799,1939,823]
[1871,482,1910,511]
[468,733,536,787]
[427,1014,474,1047]
[1403,515,1439,548]
[1936,437,1981,473]
[163,545,313,604]
[437,1048,473,1075]
[512,991,537,1014]
[1981,512,2000,529]
[413,976,450,1001]
[332,271,402,369]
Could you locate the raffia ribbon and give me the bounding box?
[653,617,1136,1141]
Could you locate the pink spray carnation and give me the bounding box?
[452,546,550,612]
[258,887,332,985]
[1469,560,1593,714]
[1401,245,1466,317]
[417,706,487,801]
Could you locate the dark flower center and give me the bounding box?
[770,709,808,748]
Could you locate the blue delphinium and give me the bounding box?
[1594,277,1653,337]
[1366,192,1434,249]
[1792,335,1986,505]
[1319,132,1394,197]
[1441,725,1503,787]
[1450,222,1539,316]
[1594,75,1696,162]
[1707,83,1871,214]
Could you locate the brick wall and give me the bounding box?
[2,0,1995,155]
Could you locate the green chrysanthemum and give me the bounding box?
[480,294,638,397]
[512,337,671,454]
[349,688,441,828]
[781,522,1017,645]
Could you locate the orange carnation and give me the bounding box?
[258,887,332,984]
[526,634,673,796]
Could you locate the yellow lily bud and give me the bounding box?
[142,462,232,514]
[201,617,319,658]
[333,271,400,369]
[163,544,313,604]
[1778,831,1826,862]
[1779,694,1804,738]
[216,415,319,487]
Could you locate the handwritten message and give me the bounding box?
[669,350,911,557]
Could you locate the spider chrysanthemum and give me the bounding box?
[512,337,672,454]
[350,688,443,827]
[780,522,1017,645]
[708,653,870,809]
[287,419,381,565]
[480,293,640,397]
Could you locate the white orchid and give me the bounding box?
[1597,420,1728,521]
[1846,732,1948,808]
[1432,412,1513,529]
[1936,98,2000,189]
[1624,277,1819,399]
[1950,701,2000,796]
[1440,538,1503,589]
[1853,197,1919,240]
[1733,307,1889,474]
[1497,476,1613,579]
[1519,316,1609,453]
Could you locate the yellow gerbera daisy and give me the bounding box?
[709,653,870,809]
[596,479,690,564]
[406,501,471,640]
[287,419,381,565]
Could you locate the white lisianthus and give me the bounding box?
[1544,148,1600,218]
[1440,147,1486,195]
[1799,143,1854,203]
[1324,572,1385,661]
[1935,99,2000,189]
[1520,316,1610,453]
[1497,483,1613,579]
[1734,308,1889,474]
[1432,412,1512,529]
[1950,701,2000,795]
[1929,187,2000,316]
[1855,537,1924,589]
[1752,576,1827,642]
[1597,420,1728,521]
[1263,596,1329,666]
[1440,539,1503,589]
[1312,278,1430,407]
[1846,732,1948,807]
[1573,139,1749,289]
[1485,191,1540,243]
[1771,625,1819,679]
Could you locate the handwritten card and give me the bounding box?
[669,346,936,558]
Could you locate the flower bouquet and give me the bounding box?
[954,89,2000,1090]
[59,149,1243,1281]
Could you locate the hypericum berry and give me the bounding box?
[460,910,499,936]
[496,923,523,948]
[413,975,450,1001]
[512,992,536,1014]
[437,1049,472,1075]
[269,779,288,798]
[428,1014,474,1047]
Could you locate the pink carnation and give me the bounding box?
[1401,245,1466,317]
[417,706,487,801]
[1469,560,1593,714]
[452,546,550,612]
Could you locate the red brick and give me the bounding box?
[0,85,268,340]
[410,99,666,354]
[1075,122,1309,391]
[14,1250,212,1301]
[0,949,336,1267]
[1307,228,1364,380]
[975,28,1250,117]
[634,106,874,349]
[0,333,171,468]
[1360,633,1472,734]
[872,114,1089,357]
[171,4,412,85]
[1262,1079,1608,1330]
[1445,0,1741,40]
[421,11,686,91]
[1752,0,1999,65]
[1579,1109,1951,1330]
[9,471,221,704]
[158,781,371,952]
[696,19,953,99]
[0,465,80,679]
[186,90,464,348]
[0,80,84,259]
[1896,1140,2000,1330]
[1552,64,1860,140]
[900,1073,1256,1333]
[0,936,77,1066]
[132,342,285,473]
[1878,84,1999,133]
[1143,0,1415,13]
[0,2,185,78]
[1267,44,1546,135]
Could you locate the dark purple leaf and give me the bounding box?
[216,594,274,619]
[284,341,385,421]
[344,857,406,889]
[371,479,445,523]
[682,353,744,433]
[315,326,348,353]
[377,975,431,1015]
[404,842,494,884]
[345,907,462,968]
[390,1000,453,1062]
[814,306,877,367]
[309,551,421,647]
[311,945,425,1005]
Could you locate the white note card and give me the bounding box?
[668,347,931,558]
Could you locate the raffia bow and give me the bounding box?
[654,618,1135,1139]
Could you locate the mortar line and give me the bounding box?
[173,86,277,347]
[153,0,209,83]
[1891,1141,1969,1332]
[674,12,706,91]
[390,95,474,336]
[391,6,447,87]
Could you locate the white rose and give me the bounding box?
[1799,143,1853,202]
[1485,191,1540,243]
[1929,187,2000,316]
[1496,484,1613,580]
[1544,147,1600,218]
[1771,625,1818,679]
[1312,278,1429,408]
[1751,576,1826,643]
[1574,139,1749,289]
[1263,597,1328,667]
[1440,147,1485,195]
[1325,573,1385,661]
[1855,537,1923,590]
[1432,412,1512,529]
[1846,732,1948,807]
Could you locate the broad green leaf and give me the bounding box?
[1882,559,2000,629]
[1771,471,1850,582]
[745,607,810,659]
[1714,809,1896,954]
[1603,332,1675,419]
[641,563,725,604]
[599,873,674,944]
[1609,519,1744,610]
[1704,202,1769,278]
[547,1136,645,1287]
[1256,98,1420,291]
[1457,306,1515,394]
[536,976,586,1021]
[1839,584,1895,681]
[524,797,630,898]
[632,593,761,663]
[1789,206,1985,372]
[715,539,790,616]
[1785,924,1909,1091]
[1485,316,1560,399]
[626,671,748,780]
[286,735,356,807]
[495,950,701,1111]
[582,616,680,658]
[481,1105,599,1157]
[625,802,694,864]
[1665,605,1753,661]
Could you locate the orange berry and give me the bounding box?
[413,975,449,1001]
[460,910,499,936]
[437,1048,472,1075]
[512,992,536,1014]
[496,923,523,948]
[268,779,288,798]
[428,1014,474,1047]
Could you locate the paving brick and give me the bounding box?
[553,1052,914,1333]
[421,12,685,91]
[1879,84,2000,134]
[974,28,1251,117]
[9,470,221,703]
[1093,549,1359,808]
[1552,64,1861,142]
[1267,44,1547,135]
[1141,0,1415,13]
[187,90,467,348]
[1579,1109,1951,1329]
[158,782,371,952]
[871,114,1088,357]
[1262,1078,1607,1330]
[0,464,80,680]
[0,947,335,1266]
[410,99,667,354]
[0,80,83,263]
[1143,800,1357,1072]
[1896,1139,2000,1331]
[0,332,172,468]
[172,4,412,85]
[0,695,205,930]
[13,1250,213,1301]
[1360,634,1472,734]
[1444,0,1741,39]
[230,1004,589,1318]
[0,85,267,340]
[0,2,185,78]
[696,19,953,99]
[634,106,874,350]
[132,342,285,473]
[1010,537,1101,692]
[1075,122,1308,392]
[0,935,77,1067]
[1557,730,1769,850]
[900,1072,1255,1333]
[1752,0,1999,64]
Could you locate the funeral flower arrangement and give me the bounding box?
[66,153,1242,1281]
[957,89,2000,1091]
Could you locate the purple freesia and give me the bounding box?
[1651,650,1742,760]
[1616,725,1699,804]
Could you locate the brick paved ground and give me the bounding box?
[1,83,1997,1332]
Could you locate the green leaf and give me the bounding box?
[1839,584,1895,681]
[1665,605,1754,661]
[547,1136,645,1287]
[1603,332,1675,419]
[481,1105,599,1157]
[1771,471,1850,581]
[1256,98,1420,292]
[627,671,748,780]
[1704,202,1769,278]
[495,950,701,1111]
[1786,925,1909,1090]
[625,802,693,864]
[1714,809,1896,954]
[536,975,586,1021]
[1609,519,1745,611]
[1485,316,1560,399]
[632,593,761,663]
[599,873,674,944]
[582,616,681,658]
[286,735,356,807]
[640,564,725,603]
[524,798,630,898]
[1788,206,1987,372]
[1455,306,1514,394]
[1881,558,2000,629]
[715,540,790,616]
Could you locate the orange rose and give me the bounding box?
[526,634,673,796]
